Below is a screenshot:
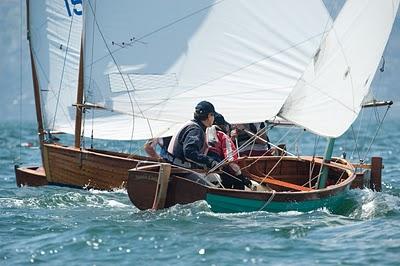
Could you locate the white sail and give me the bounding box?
[28,0,83,134]
[279,0,400,138]
[82,0,332,140]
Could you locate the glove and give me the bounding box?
[238,174,252,188]
[210,160,219,169]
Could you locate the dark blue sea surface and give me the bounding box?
[1,108,400,265]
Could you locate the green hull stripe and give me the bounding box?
[206,193,346,213]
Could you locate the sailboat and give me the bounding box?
[16,1,397,212]
[15,0,158,190]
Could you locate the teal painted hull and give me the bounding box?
[206,192,348,213]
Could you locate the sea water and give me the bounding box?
[1,110,399,265]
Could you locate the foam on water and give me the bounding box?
[2,118,400,265]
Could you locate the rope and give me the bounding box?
[30,50,74,131]
[362,105,390,161]
[302,173,321,189]
[86,0,227,69]
[258,190,276,212]
[87,0,161,153]
[18,0,23,164]
[308,135,320,188]
[51,11,75,131]
[88,0,97,150]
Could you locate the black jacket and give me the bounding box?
[169,119,215,168]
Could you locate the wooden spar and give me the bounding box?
[317,138,335,189]
[27,0,45,154]
[362,100,393,108]
[152,163,172,210]
[74,40,84,148]
[370,157,382,191]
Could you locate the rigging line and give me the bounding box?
[88,0,96,150]
[285,2,368,116]
[350,104,366,161]
[30,50,74,131]
[51,11,75,131]
[81,105,86,149]
[18,0,23,163]
[309,135,320,188]
[319,0,335,46]
[87,0,153,152]
[258,190,276,212]
[328,2,369,111]
[291,129,305,157]
[259,156,285,185]
[355,102,366,160]
[142,31,330,113]
[350,126,361,161]
[30,50,48,129]
[362,105,390,162]
[215,126,297,173]
[85,0,227,68]
[209,125,274,172]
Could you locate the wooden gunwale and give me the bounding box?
[127,156,357,210]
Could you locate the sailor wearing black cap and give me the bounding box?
[166,101,219,170]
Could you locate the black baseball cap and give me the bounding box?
[213,113,228,126]
[195,101,216,115]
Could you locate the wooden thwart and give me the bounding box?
[247,173,313,192]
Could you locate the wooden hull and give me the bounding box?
[21,143,158,190]
[127,156,358,213]
[15,165,48,187]
[14,143,382,201]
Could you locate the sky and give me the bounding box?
[0,0,399,122]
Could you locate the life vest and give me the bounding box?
[208,127,238,162]
[167,120,208,164]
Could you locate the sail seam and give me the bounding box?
[141,31,330,113]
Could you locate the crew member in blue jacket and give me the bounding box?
[166,101,219,169]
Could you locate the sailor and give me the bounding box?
[233,122,271,156]
[165,101,219,170]
[207,113,252,189]
[144,136,172,160]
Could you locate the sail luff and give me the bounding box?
[28,0,83,136]
[27,0,45,145]
[279,0,400,138]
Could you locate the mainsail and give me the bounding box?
[28,0,83,135]
[82,0,332,140]
[279,0,400,137]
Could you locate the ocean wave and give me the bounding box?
[0,191,131,210]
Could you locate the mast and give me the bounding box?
[26,0,45,148]
[317,138,335,189]
[74,40,84,148]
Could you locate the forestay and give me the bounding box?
[82,0,332,140]
[279,0,400,138]
[28,0,83,135]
